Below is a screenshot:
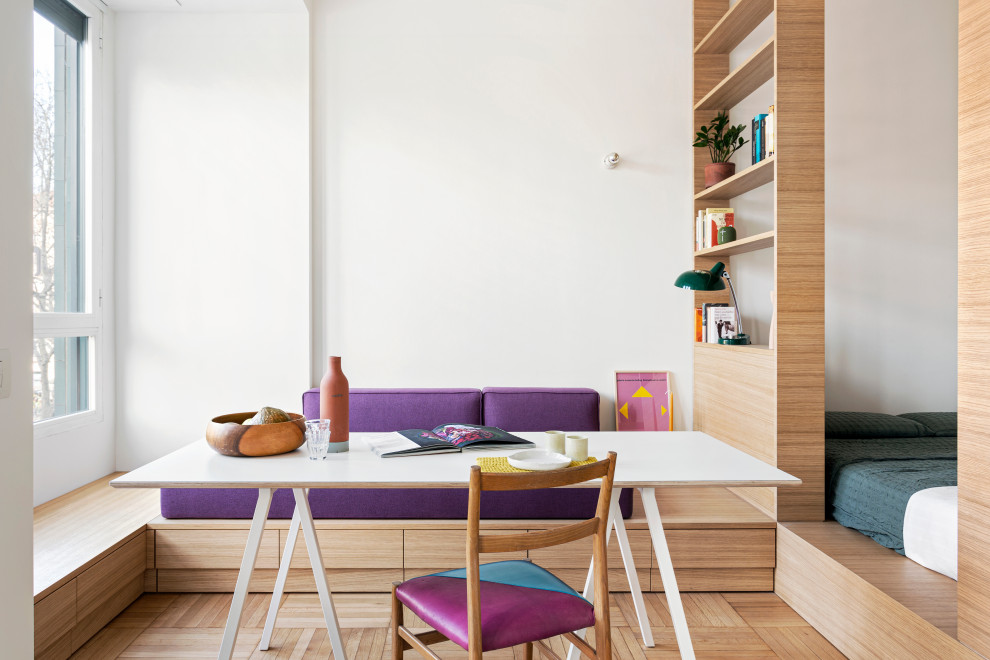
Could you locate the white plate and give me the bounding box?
[507,449,571,471]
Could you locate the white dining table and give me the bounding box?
[111,431,800,660]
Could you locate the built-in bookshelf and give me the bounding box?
[691,0,824,522]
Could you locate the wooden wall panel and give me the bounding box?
[693,346,776,500]
[772,0,825,521]
[958,1,990,655]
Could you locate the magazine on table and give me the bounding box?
[363,424,533,458]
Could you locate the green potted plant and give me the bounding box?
[693,110,748,187]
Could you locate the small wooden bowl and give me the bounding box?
[206,412,306,457]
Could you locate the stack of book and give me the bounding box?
[695,303,739,343]
[751,104,775,165]
[695,207,735,250]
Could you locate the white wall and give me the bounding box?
[825,0,958,413]
[310,0,695,431]
[0,0,38,651]
[34,5,117,506]
[115,11,310,468]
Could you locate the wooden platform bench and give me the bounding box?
[34,473,776,658]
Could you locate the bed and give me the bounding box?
[825,411,957,578]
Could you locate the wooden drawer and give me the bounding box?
[650,567,773,592]
[666,529,775,568]
[156,567,401,593]
[284,529,402,569]
[404,530,526,569]
[35,581,75,660]
[529,530,651,570]
[72,535,145,651]
[156,529,279,569]
[541,567,649,593]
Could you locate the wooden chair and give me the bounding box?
[391,451,617,660]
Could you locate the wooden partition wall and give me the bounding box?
[958,0,990,655]
[691,0,824,522]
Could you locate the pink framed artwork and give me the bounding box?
[614,371,672,432]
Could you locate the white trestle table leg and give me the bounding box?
[218,487,272,660]
[293,488,348,660]
[259,502,302,651]
[640,487,695,660]
[567,488,653,660]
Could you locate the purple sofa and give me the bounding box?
[160,387,632,519]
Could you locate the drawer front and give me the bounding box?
[665,529,775,568]
[285,529,402,569]
[156,529,280,569]
[404,530,526,569]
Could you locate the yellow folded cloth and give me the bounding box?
[475,456,598,473]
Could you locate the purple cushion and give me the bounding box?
[482,387,600,432]
[396,560,594,651]
[301,388,482,431]
[161,484,619,520]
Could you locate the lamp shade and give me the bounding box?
[673,262,726,291]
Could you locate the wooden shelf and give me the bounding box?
[694,342,774,356]
[694,230,774,258]
[695,37,774,111]
[695,0,774,54]
[695,155,774,201]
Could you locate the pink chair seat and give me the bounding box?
[395,560,594,652]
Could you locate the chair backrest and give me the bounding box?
[464,452,617,657]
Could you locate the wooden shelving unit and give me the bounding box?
[695,156,775,201]
[691,0,824,523]
[694,0,773,55]
[694,230,774,258]
[694,37,774,111]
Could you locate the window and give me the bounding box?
[32,0,102,428]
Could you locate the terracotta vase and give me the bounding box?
[319,356,349,452]
[704,162,736,188]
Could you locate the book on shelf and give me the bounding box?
[701,302,728,342]
[766,105,775,157]
[704,207,734,248]
[752,113,768,165]
[363,424,534,458]
[695,210,705,251]
[707,306,738,343]
[695,307,703,342]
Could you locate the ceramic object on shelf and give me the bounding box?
[206,412,306,457]
[704,162,735,188]
[320,356,350,452]
[506,449,572,471]
[718,225,737,244]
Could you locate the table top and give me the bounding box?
[111,431,800,489]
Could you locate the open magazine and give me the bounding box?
[363,424,533,458]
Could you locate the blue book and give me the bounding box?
[753,113,768,164]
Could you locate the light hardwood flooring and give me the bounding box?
[69,591,845,659]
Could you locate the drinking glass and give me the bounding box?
[305,419,331,460]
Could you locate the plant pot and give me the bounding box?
[704,162,736,188]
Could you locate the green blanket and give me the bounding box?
[826,437,957,554]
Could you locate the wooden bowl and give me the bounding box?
[206,412,306,457]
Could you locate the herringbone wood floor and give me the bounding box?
[69,591,845,659]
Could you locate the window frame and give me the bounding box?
[32,0,105,437]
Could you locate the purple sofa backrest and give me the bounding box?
[482,387,599,431]
[301,388,481,430]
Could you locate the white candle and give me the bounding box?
[545,430,566,455]
[565,434,589,462]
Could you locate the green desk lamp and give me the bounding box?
[674,261,751,345]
